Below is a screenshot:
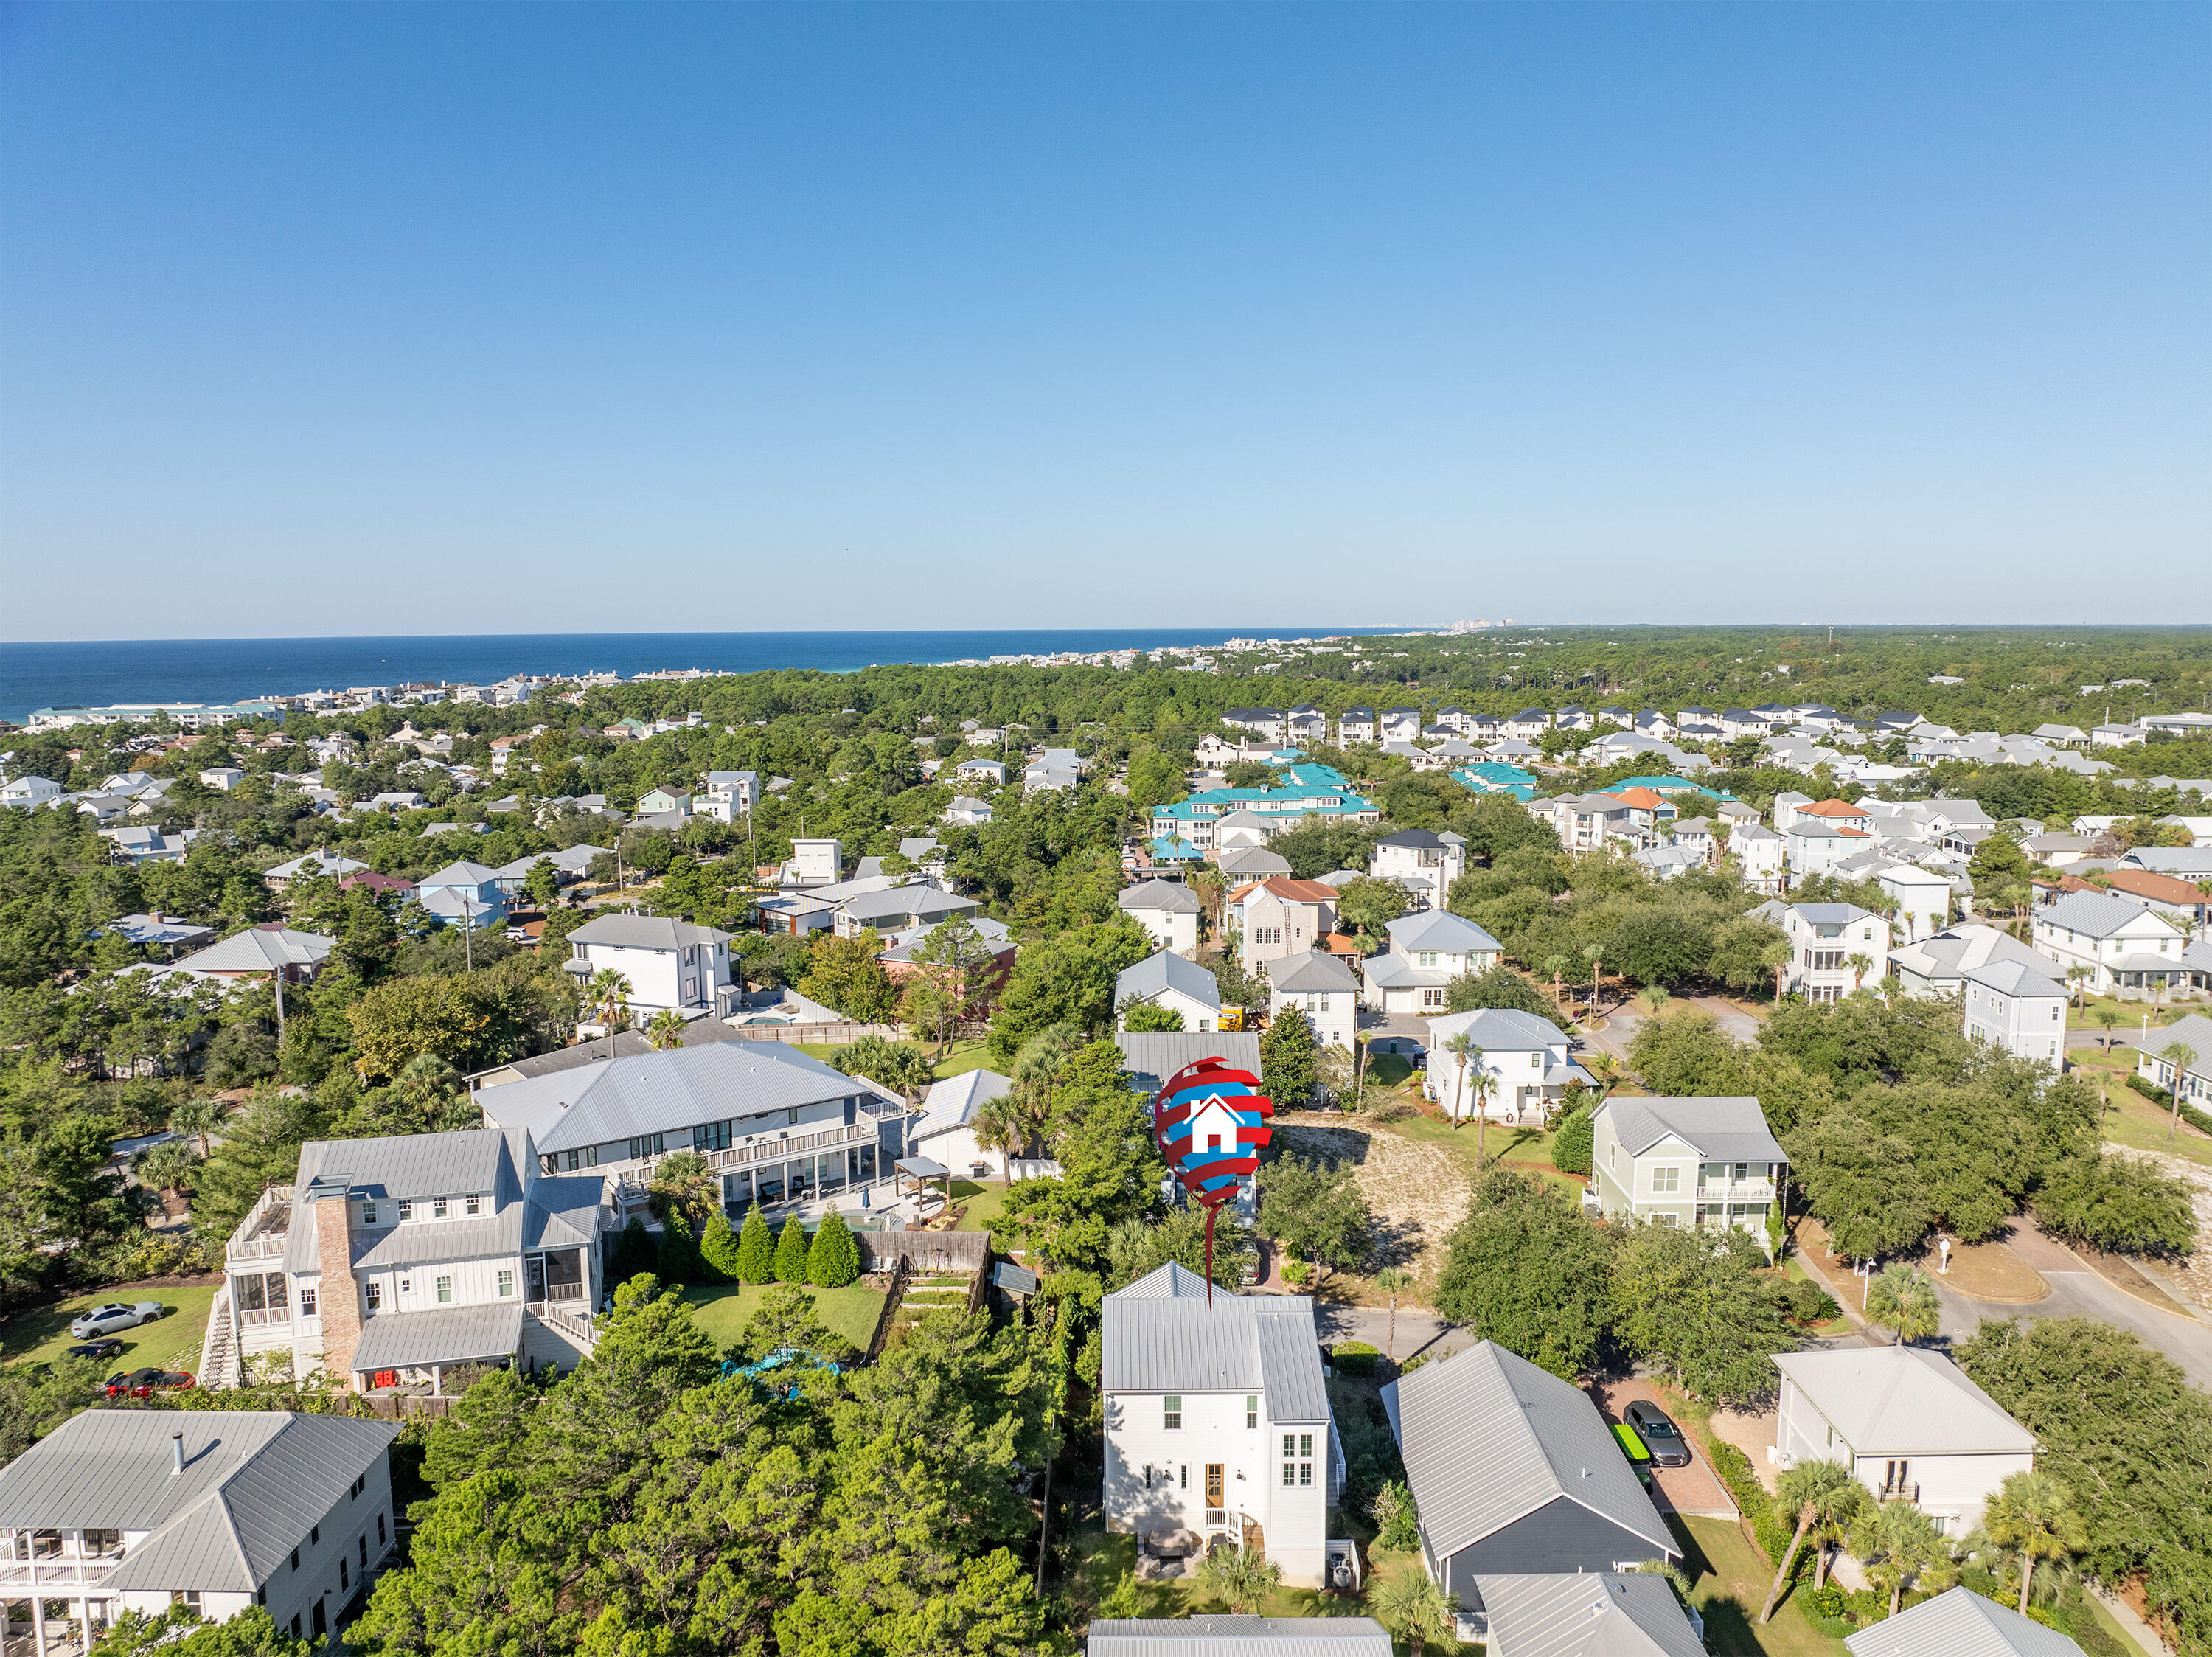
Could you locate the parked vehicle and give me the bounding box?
[69,1301,165,1338]
[103,1367,195,1399]
[1623,1400,1691,1467]
[65,1339,125,1362]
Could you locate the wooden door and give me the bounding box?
[1205,1465,1224,1507]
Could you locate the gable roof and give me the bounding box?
[1243,876,1341,905]
[1472,1574,1705,1657]
[1116,1032,1264,1095]
[1118,878,1203,915]
[1382,1341,1673,1563]
[1265,951,1363,995]
[0,1411,400,1593]
[1102,1272,1329,1421]
[1116,949,1223,1010]
[913,1067,1014,1142]
[1888,924,2050,984]
[1383,909,1503,954]
[1086,1616,1391,1655]
[170,927,335,974]
[1961,959,2067,999]
[1842,1586,2085,1657]
[1378,829,1452,850]
[568,913,734,950]
[418,859,501,888]
[1596,1096,1786,1164]
[1422,1006,1567,1052]
[1771,1347,2034,1456]
[2041,889,2169,939]
[1216,847,1293,878]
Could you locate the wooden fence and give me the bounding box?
[725,1022,902,1046]
[857,1230,991,1275]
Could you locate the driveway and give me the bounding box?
[1587,1378,1737,1520]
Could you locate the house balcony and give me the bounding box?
[611,1103,906,1205]
[225,1185,295,1267]
[1694,1178,1778,1202]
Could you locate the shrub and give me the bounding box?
[1332,1341,1380,1377]
[656,1218,706,1288]
[806,1209,860,1288]
[698,1210,741,1282]
[1371,1479,1419,1550]
[2035,1150,2197,1257]
[1802,1584,1848,1621]
[608,1216,656,1283]
[1708,1441,1803,1569]
[2126,1072,2171,1106]
[1790,1277,1840,1325]
[773,1217,811,1284]
[1551,1105,1594,1176]
[735,1207,777,1283]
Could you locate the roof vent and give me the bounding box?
[171,1431,185,1475]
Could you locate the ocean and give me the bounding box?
[0,628,1398,725]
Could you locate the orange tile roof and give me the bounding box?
[2101,867,2211,908]
[1610,788,1666,809]
[1260,877,1341,903]
[1801,799,1867,818]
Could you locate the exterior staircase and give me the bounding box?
[196,1285,244,1390]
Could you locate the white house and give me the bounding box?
[1115,950,1226,1032]
[832,883,981,940]
[0,774,64,807]
[1752,901,1885,1002]
[2032,889,2189,996]
[0,1411,402,1650]
[1420,1007,1588,1124]
[911,1067,1015,1181]
[1877,862,1953,942]
[1962,959,2068,1063]
[1361,911,1503,1015]
[1730,823,1787,894]
[1337,708,1378,746]
[1118,879,1203,954]
[1263,951,1362,1053]
[563,913,740,1024]
[781,837,844,886]
[1772,1347,2037,1535]
[263,848,372,891]
[1590,1095,1787,1249]
[415,861,510,929]
[1099,1262,1340,1588]
[700,770,759,819]
[944,795,995,827]
[1889,923,2056,1000]
[198,766,247,791]
[1843,1587,2089,1657]
[1230,877,1340,969]
[2137,1012,2212,1111]
[1369,830,1465,911]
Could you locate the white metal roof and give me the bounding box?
[1771,1347,2035,1456]
[1596,1096,1787,1164]
[1471,1574,1705,1657]
[1842,1586,2086,1657]
[1102,1268,1329,1422]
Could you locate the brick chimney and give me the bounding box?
[310,1191,363,1389]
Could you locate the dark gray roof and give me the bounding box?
[1472,1574,1705,1657]
[1087,1617,1390,1656]
[1596,1096,1787,1164]
[349,1302,527,1375]
[1382,1341,1673,1564]
[1116,949,1224,1010]
[1843,1586,2085,1657]
[1377,829,1451,849]
[1102,1267,1329,1422]
[835,884,979,925]
[1116,1032,1263,1094]
[473,1041,867,1155]
[1119,878,1203,914]
[0,1411,398,1593]
[1265,951,1362,995]
[568,913,734,949]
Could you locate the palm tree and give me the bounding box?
[2092,1001,2122,1052]
[1374,1267,1413,1362]
[645,1007,687,1052]
[1846,952,1874,993]
[2157,1041,2198,1142]
[1983,1470,2088,1617]
[1759,1459,1860,1622]
[1368,1568,1455,1656]
[1467,1063,1498,1163]
[1853,1500,1955,1619]
[1012,1022,1082,1146]
[169,1094,224,1159]
[588,968,633,1060]
[1442,1033,1472,1127]
[1809,1479,1871,1591]
[1543,954,1570,1012]
[1864,1265,1941,1345]
[972,1090,1022,1183]
[137,1138,202,1203]
[1194,1545,1280,1615]
[1582,945,1604,1023]
[2065,963,2092,1009]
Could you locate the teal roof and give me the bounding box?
[1152,785,1374,822]
[1148,836,1203,860]
[1453,763,1538,802]
[1613,774,1733,799]
[1277,763,1349,788]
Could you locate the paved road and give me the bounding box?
[1927,1268,2212,1392]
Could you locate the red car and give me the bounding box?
[104,1367,195,1399]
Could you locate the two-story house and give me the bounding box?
[944,795,995,827]
[1419,1008,1590,1124]
[699,770,760,820]
[1263,951,1361,1052]
[0,1411,402,1650]
[1729,822,1787,894]
[415,861,509,929]
[1504,709,1552,741]
[161,925,336,990]
[832,883,982,940]
[1231,878,1340,969]
[1119,879,1203,955]
[1220,709,1288,746]
[1962,960,2068,1063]
[0,774,64,808]
[564,914,740,1024]
[214,1127,611,1393]
[476,1041,908,1221]
[493,843,608,898]
[1115,951,1226,1032]
[1360,911,1503,1015]
[1369,830,1465,911]
[1380,708,1424,743]
[1100,1262,1340,1588]
[1888,923,2053,999]
[1336,708,1379,746]
[1773,1347,2037,1535]
[2136,1012,2211,1108]
[1384,1341,1677,1606]
[1752,900,1885,1002]
[1590,1095,1787,1249]
[2032,889,2191,996]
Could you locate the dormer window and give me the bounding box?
[396,1200,412,1222]
[432,1198,448,1220]
[361,1201,377,1225]
[465,1194,481,1216]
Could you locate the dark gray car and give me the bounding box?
[1624,1400,1691,1467]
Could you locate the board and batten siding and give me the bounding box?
[1433,1497,1672,1605]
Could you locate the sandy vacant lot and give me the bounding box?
[2117,1142,2212,1314]
[1275,1111,1472,1272]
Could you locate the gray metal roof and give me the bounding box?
[0,1411,398,1593]
[835,884,979,924]
[419,860,501,887]
[1843,1586,2085,1657]
[1422,1007,1566,1054]
[1472,1574,1705,1657]
[1381,1341,1674,1564]
[296,1127,523,1206]
[1119,878,1203,914]
[1961,959,2067,999]
[2041,889,2166,939]
[473,1041,864,1154]
[1215,848,1293,878]
[1265,951,1362,995]
[465,1018,751,1085]
[1086,1618,1390,1655]
[568,913,733,949]
[1773,1348,2035,1456]
[1116,950,1224,1010]
[349,1302,527,1375]
[1102,1271,1330,1422]
[170,927,336,973]
[1383,910,1502,953]
[1596,1096,1787,1164]
[1116,1032,1263,1094]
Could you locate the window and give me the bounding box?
[630,1133,667,1160]
[170,1591,203,1613]
[364,1282,381,1312]
[310,1526,319,1546]
[397,1199,413,1221]
[1144,1465,1153,1488]
[359,1536,369,1568]
[1809,950,1844,971]
[257,1589,265,1607]
[340,1559,349,1591]
[291,1618,302,1639]
[1421,988,1447,1010]
[351,1474,366,1498]
[377,1515,386,1547]
[1300,1462,1313,1487]
[498,1270,515,1298]
[1416,951,1438,968]
[697,1119,733,1153]
[465,1194,481,1216]
[299,1288,317,1318]
[1163,1394,1182,1431]
[436,1276,453,1304]
[1246,1395,1259,1430]
[361,1201,377,1225]
[1283,1462,1296,1487]
[1283,1434,1296,1457]
[1655,1213,1679,1226]
[1178,1465,1187,1490]
[1300,1434,1312,1457]
[1652,1167,1680,1194]
[433,1197,448,1219]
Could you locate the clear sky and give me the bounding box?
[1,1,2205,639]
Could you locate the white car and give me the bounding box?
[69,1301,165,1338]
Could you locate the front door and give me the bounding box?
[1204,1465,1224,1509]
[311,1600,327,1638]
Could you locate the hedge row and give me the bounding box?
[2126,1071,2212,1137]
[1708,1440,1803,1573]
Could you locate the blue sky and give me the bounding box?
[1,2,2204,639]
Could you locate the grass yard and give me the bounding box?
[1375,1108,1585,1195]
[950,1179,1010,1232]
[930,1040,992,1080]
[1068,1529,1350,1628]
[2099,1083,2212,1168]
[678,1280,886,1357]
[0,1282,217,1378]
[1675,1516,1847,1657]
[1778,1258,1855,1335]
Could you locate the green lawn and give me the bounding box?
[2100,1082,2212,1168]
[950,1179,1010,1232]
[0,1282,217,1378]
[931,1041,992,1080]
[1676,1516,1847,1657]
[678,1281,886,1357]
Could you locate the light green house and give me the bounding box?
[1590,1095,1787,1252]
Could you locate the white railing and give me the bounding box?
[226,1186,295,1265]
[0,1558,119,1591]
[529,1301,597,1349]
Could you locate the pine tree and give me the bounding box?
[1259,1004,1319,1108]
[807,1207,860,1288]
[699,1209,742,1282]
[773,1217,812,1284]
[608,1215,658,1286]
[735,1207,777,1283]
[657,1217,706,1289]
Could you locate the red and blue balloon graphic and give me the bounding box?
[1151,1057,1275,1301]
